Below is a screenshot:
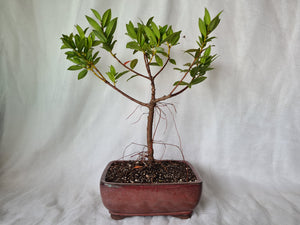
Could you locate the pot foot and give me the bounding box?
[111,214,126,220]
[173,212,192,219]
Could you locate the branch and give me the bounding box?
[153,57,170,79]
[169,49,203,95]
[110,52,150,80]
[144,53,152,78]
[154,44,171,79]
[91,66,148,107]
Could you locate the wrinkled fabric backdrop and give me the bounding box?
[0,0,300,224]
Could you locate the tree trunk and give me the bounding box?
[147,102,155,162]
[144,53,156,163]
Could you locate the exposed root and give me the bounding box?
[153,141,185,161]
[121,142,148,161]
[122,101,185,161]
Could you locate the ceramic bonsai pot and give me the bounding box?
[100,160,202,219]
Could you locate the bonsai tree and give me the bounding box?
[60,8,221,163]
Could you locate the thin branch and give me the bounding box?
[110,52,150,80]
[153,44,171,79]
[153,57,170,79]
[169,51,202,95]
[91,66,148,107]
[144,53,152,78]
[154,47,205,103]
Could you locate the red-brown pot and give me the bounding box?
[100,160,202,220]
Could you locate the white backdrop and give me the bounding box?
[1,0,300,224]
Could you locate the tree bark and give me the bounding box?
[147,102,155,162]
[144,52,156,163]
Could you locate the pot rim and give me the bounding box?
[100,159,203,186]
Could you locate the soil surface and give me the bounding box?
[105,160,198,183]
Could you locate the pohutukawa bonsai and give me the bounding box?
[60,7,221,219]
[60,8,221,163]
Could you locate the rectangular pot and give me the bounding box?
[100,160,202,219]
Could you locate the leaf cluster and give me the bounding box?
[173,9,222,88]
[60,8,221,88]
[60,26,101,79]
[105,65,130,84]
[125,17,179,67]
[86,9,118,52]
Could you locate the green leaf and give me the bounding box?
[144,26,157,45]
[204,45,211,57]
[76,25,85,38]
[137,26,145,46]
[77,38,85,52]
[60,44,69,49]
[155,55,163,66]
[78,69,88,79]
[166,26,173,36]
[93,57,100,65]
[106,72,115,83]
[155,47,164,53]
[127,74,139,81]
[126,41,142,51]
[110,65,116,75]
[151,22,160,40]
[68,65,82,70]
[105,17,117,38]
[208,17,220,32]
[190,66,200,77]
[173,81,189,86]
[146,17,154,26]
[159,25,168,36]
[190,76,207,85]
[86,16,101,31]
[86,49,93,60]
[208,12,222,32]
[174,67,183,71]
[115,70,129,79]
[169,59,176,65]
[102,43,112,52]
[61,38,73,49]
[163,31,181,45]
[92,40,101,46]
[198,18,207,36]
[204,8,211,25]
[93,29,107,43]
[65,51,76,57]
[206,36,216,42]
[74,34,80,46]
[102,9,111,27]
[126,21,137,39]
[130,59,138,69]
[91,9,101,21]
[87,36,93,49]
[185,48,199,53]
[92,51,99,60]
[149,62,160,66]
